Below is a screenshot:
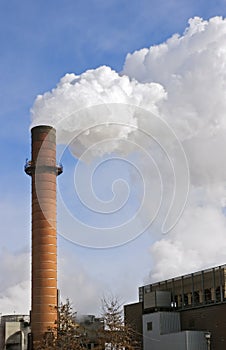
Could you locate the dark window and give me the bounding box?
[183,294,189,306]
[204,288,212,303]
[216,286,222,302]
[194,291,200,305]
[147,322,152,331]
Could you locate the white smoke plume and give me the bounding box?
[31,16,226,283]
[123,16,226,281]
[31,67,165,157]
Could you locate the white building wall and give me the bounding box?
[143,312,208,350]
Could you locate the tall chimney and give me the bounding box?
[25,125,63,345]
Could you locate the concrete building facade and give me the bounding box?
[0,315,30,350]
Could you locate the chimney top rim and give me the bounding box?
[31,125,56,132]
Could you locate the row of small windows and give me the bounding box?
[173,286,224,308]
[140,286,225,307]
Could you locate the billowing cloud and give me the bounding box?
[123,16,226,281]
[31,16,226,289]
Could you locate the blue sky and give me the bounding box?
[1,0,226,314]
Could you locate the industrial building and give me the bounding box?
[125,264,226,350]
[76,315,104,349]
[0,315,30,350]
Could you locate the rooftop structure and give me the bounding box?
[139,264,226,311]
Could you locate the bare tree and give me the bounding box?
[97,296,141,350]
[35,299,82,350]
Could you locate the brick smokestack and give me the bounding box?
[25,125,62,345]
